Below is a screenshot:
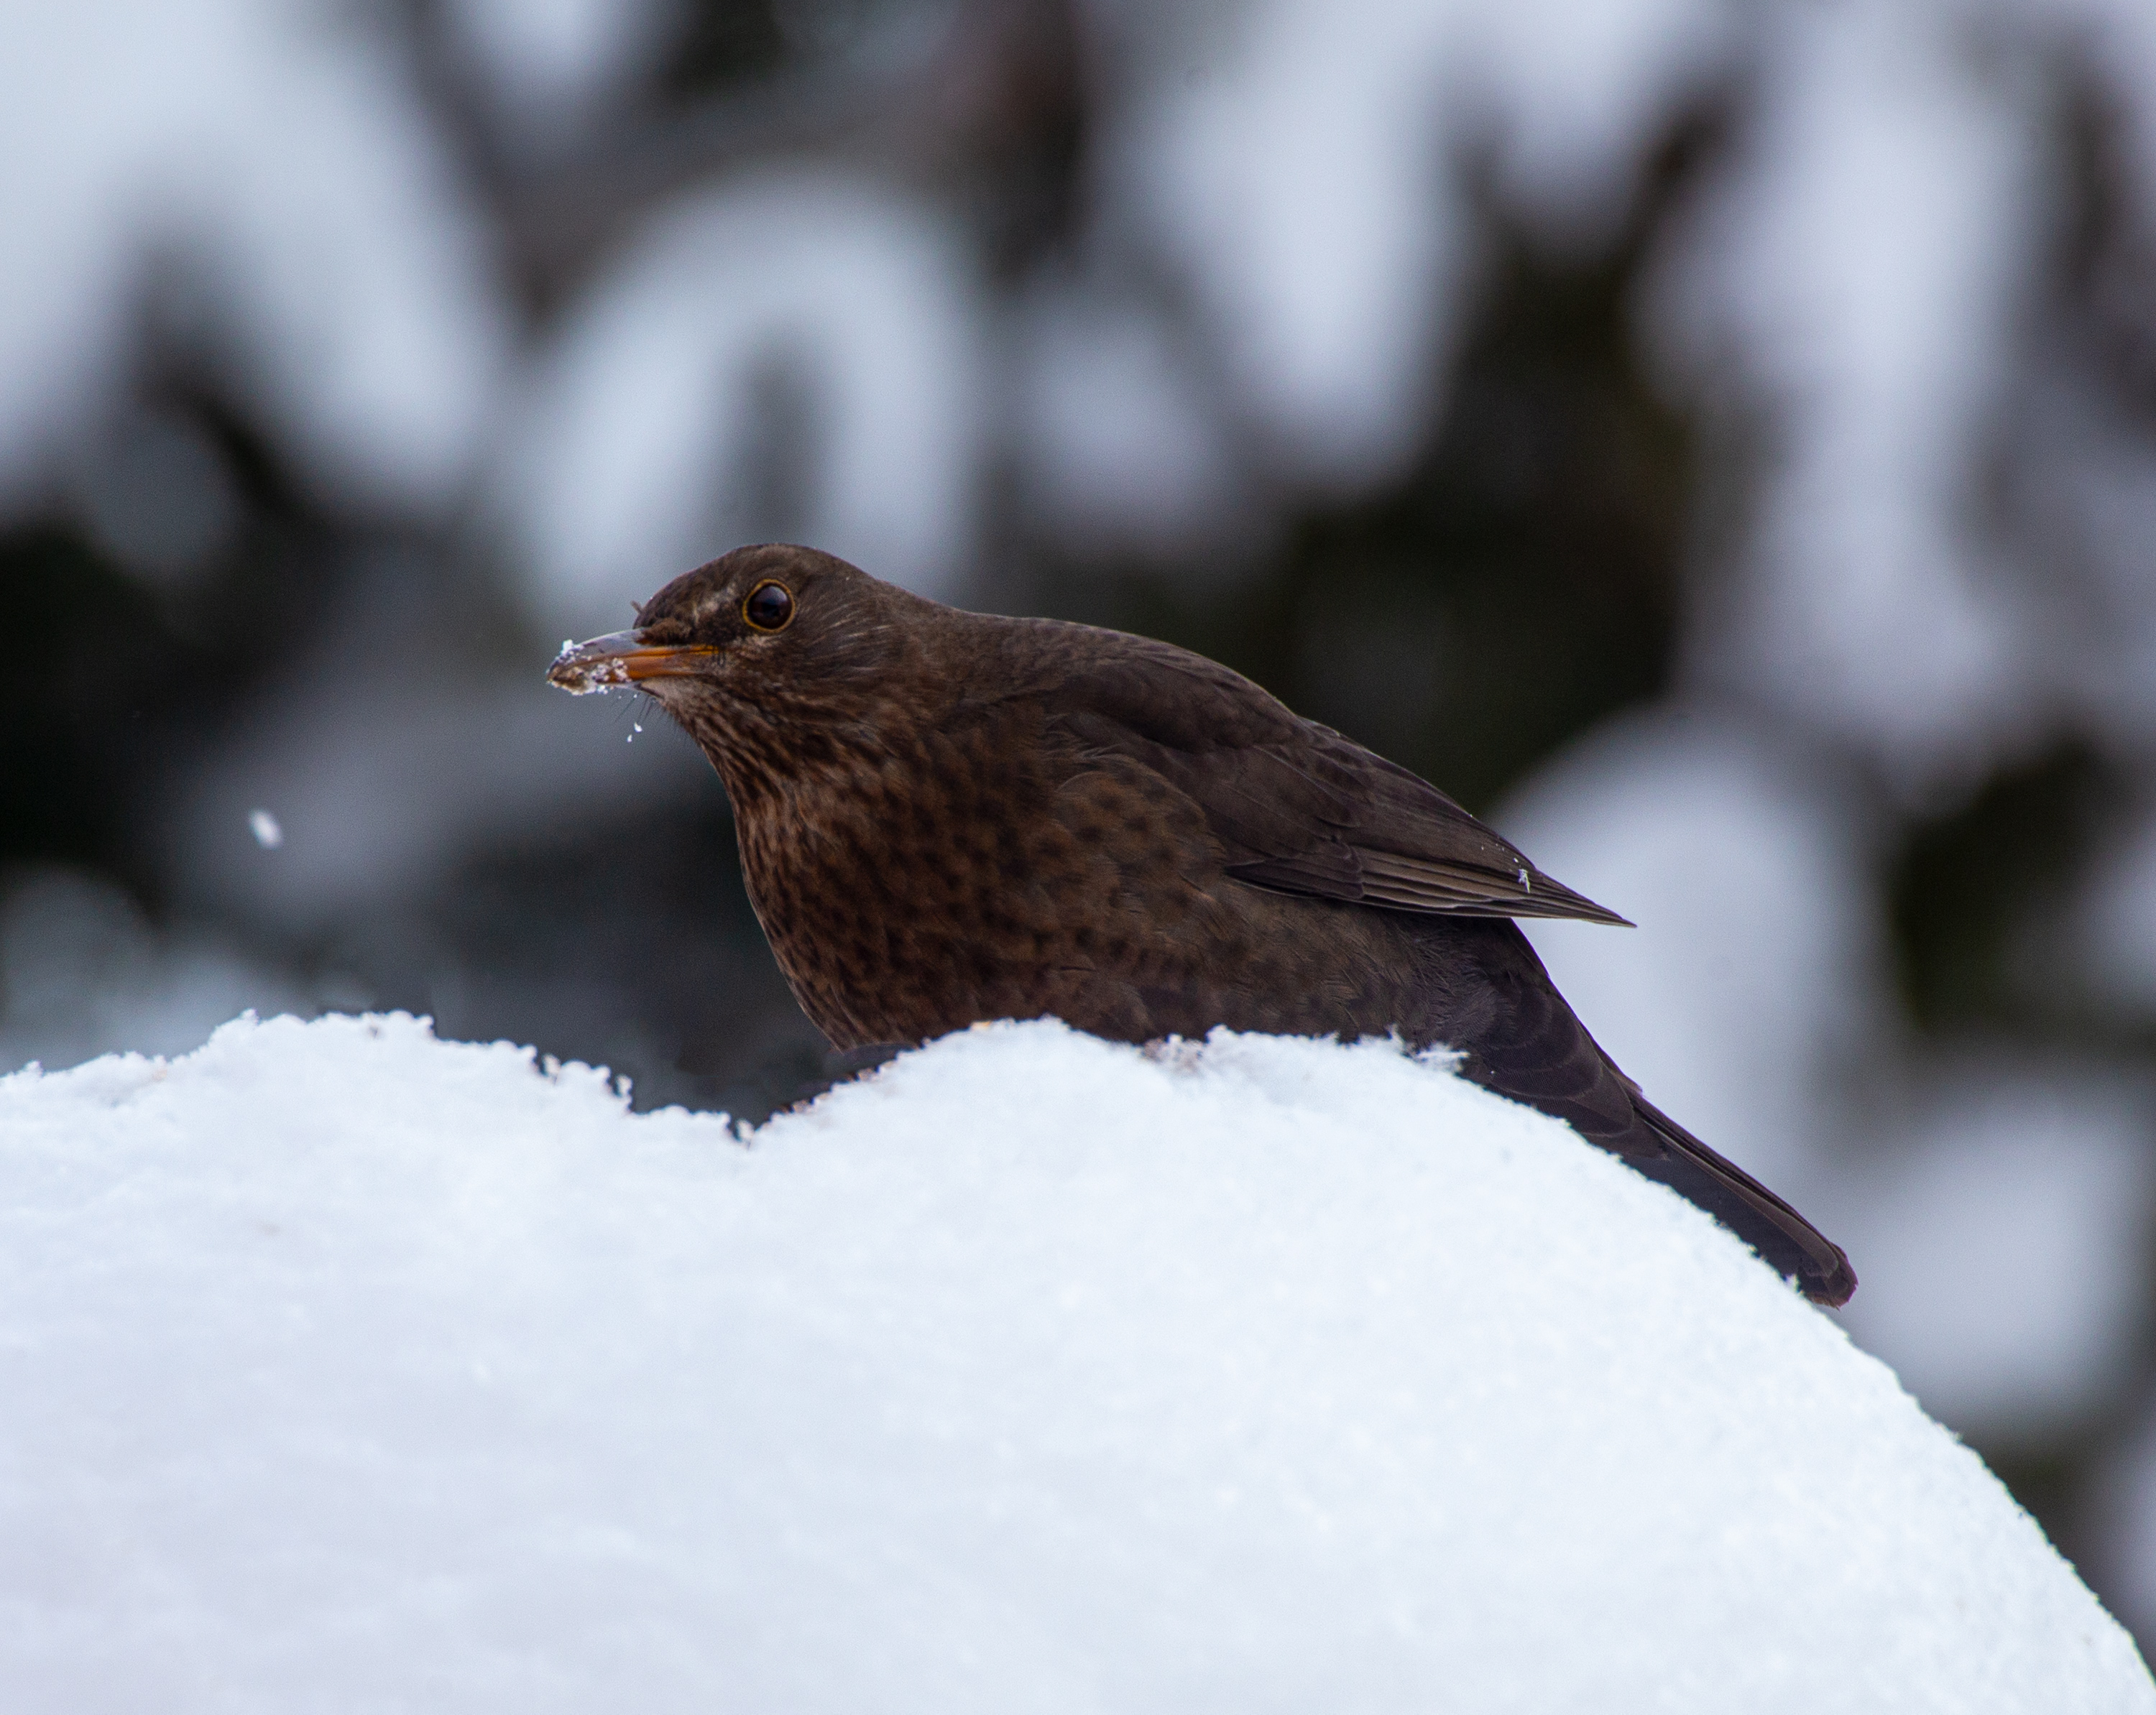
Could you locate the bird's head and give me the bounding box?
[548,544,942,800]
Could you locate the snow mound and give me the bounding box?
[1,1013,2146,1712]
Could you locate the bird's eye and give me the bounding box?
[742,581,795,632]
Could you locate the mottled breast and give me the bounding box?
[727,698,1260,1046]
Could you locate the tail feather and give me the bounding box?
[1625,1096,1856,1308]
[1447,921,1856,1307]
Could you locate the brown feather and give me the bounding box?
[553,544,1853,1307]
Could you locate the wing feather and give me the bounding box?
[1026,627,1631,928]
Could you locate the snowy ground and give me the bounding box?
[1,1013,2147,1713]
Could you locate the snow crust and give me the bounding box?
[1,1012,2147,1713]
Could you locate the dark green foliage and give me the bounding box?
[0,389,340,906]
[1023,207,1692,816]
[660,0,791,100]
[1886,739,2124,1035]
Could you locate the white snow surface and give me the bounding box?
[1,1012,2147,1713]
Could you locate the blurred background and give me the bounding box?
[6,0,2156,1638]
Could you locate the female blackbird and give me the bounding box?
[550,543,1856,1305]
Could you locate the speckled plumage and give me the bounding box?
[551,543,1856,1305]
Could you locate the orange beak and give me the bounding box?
[546,629,715,695]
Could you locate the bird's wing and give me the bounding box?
[1034,630,1631,927]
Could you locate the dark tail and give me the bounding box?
[1440,921,1856,1307]
[1622,1095,1856,1307]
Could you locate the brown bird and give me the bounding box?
[550,543,1856,1305]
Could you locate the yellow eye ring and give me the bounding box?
[742,581,795,632]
